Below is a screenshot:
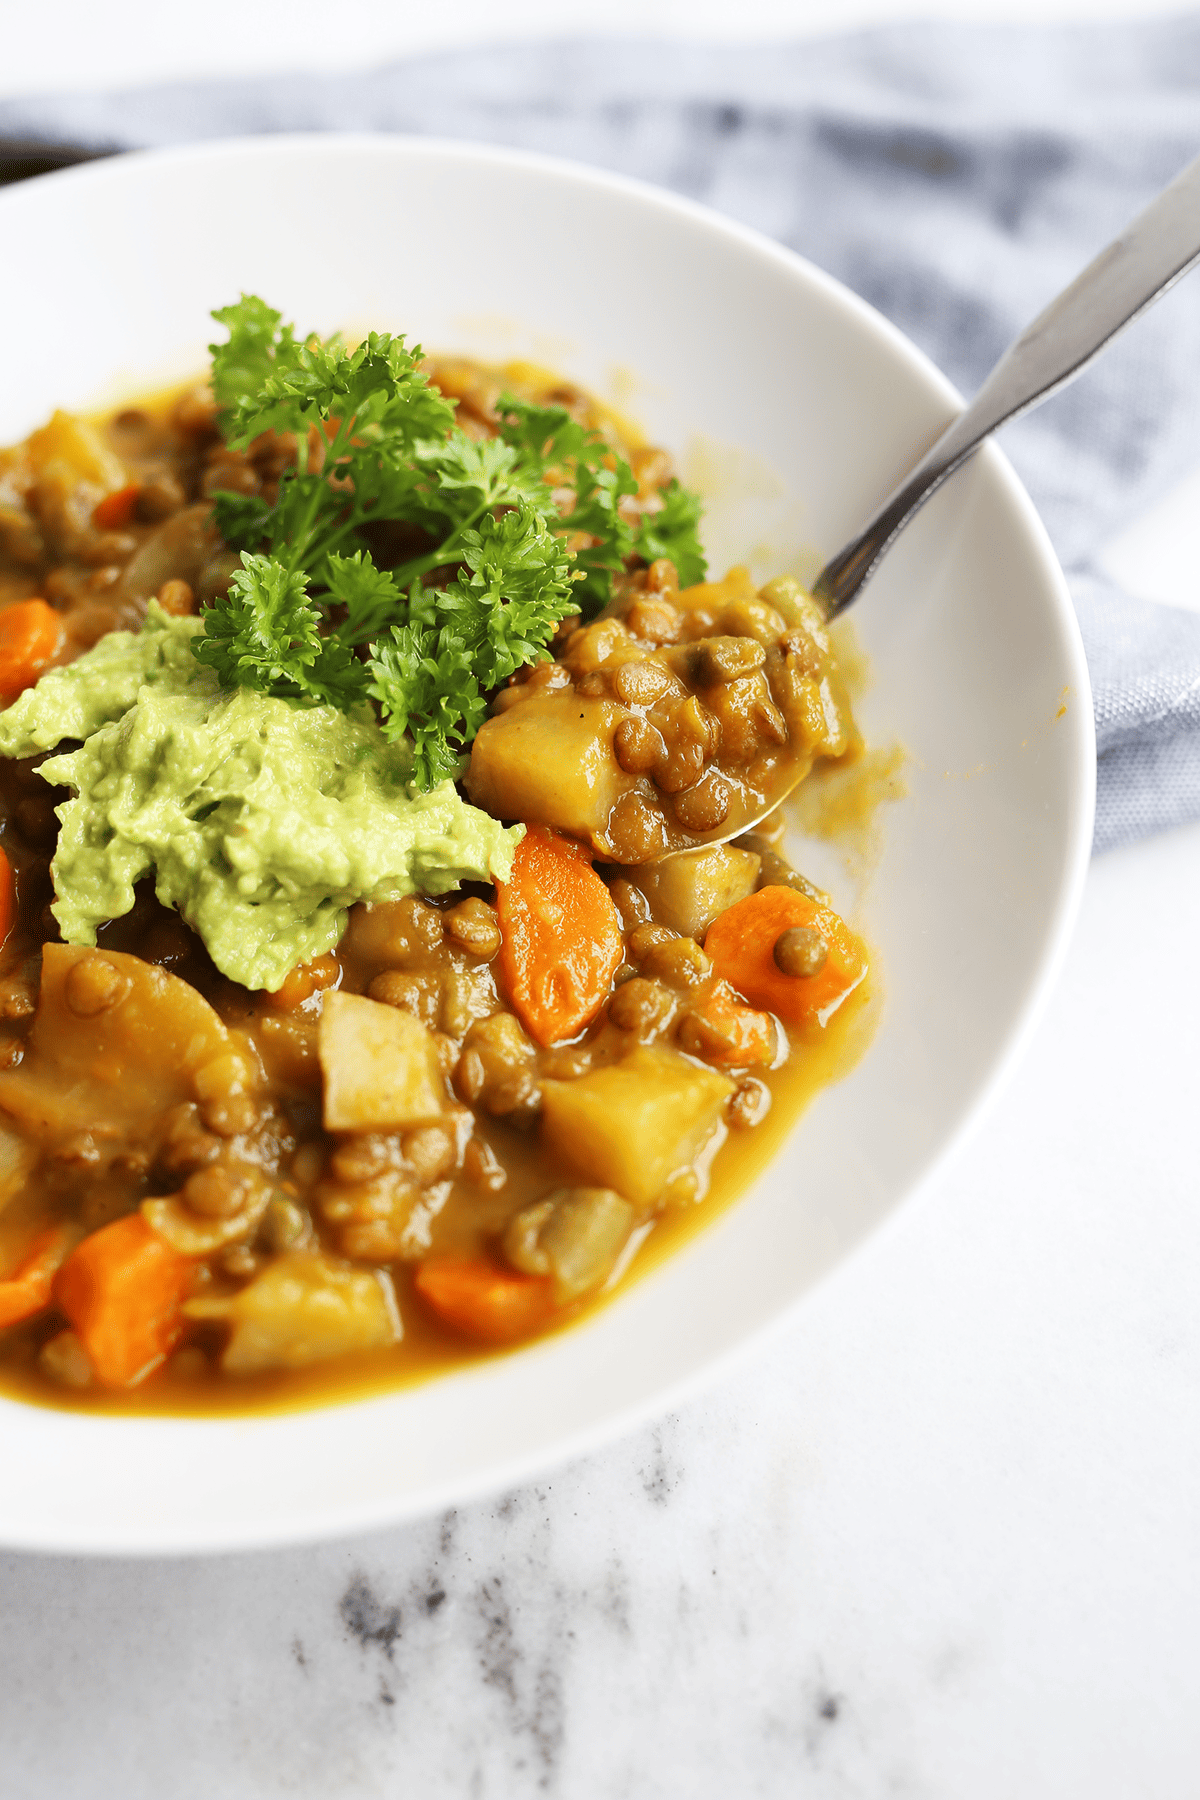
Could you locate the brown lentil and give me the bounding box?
[605,791,668,862]
[368,969,441,1028]
[137,474,186,521]
[64,954,132,1018]
[614,714,665,775]
[202,1094,260,1138]
[403,1123,458,1185]
[673,771,732,833]
[442,897,502,959]
[184,1163,255,1220]
[625,596,682,643]
[608,976,675,1037]
[607,877,652,928]
[613,658,676,707]
[155,577,195,616]
[330,1133,399,1184]
[639,936,711,991]
[773,926,828,979]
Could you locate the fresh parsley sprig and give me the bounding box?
[196,295,707,786]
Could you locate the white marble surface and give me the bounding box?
[3,813,1199,1797]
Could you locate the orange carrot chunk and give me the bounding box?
[0,599,63,702]
[0,1224,76,1330]
[0,846,14,950]
[682,979,777,1066]
[495,825,624,1047]
[53,1213,193,1386]
[414,1256,555,1345]
[704,885,868,1028]
[91,482,140,530]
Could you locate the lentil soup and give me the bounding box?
[0,326,876,1413]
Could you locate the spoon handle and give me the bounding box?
[815,150,1200,616]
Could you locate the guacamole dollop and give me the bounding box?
[0,606,522,990]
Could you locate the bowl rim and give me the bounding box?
[0,131,1096,1556]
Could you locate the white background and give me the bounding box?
[3,5,1200,1797]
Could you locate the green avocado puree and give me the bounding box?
[0,605,521,990]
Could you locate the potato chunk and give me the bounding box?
[466,693,641,843]
[185,1252,400,1373]
[632,844,761,940]
[0,944,231,1139]
[25,410,126,491]
[539,1044,733,1206]
[319,991,445,1132]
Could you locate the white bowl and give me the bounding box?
[0,135,1094,1555]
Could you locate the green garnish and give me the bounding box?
[196,296,707,788]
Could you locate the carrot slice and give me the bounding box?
[682,979,777,1066]
[414,1256,555,1345]
[495,825,624,1046]
[91,482,140,530]
[0,1224,76,1330]
[53,1212,193,1386]
[0,599,63,702]
[704,885,868,1028]
[0,846,14,950]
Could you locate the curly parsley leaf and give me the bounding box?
[497,396,675,614]
[192,553,326,696]
[367,626,478,789]
[209,490,274,553]
[197,298,706,788]
[633,479,708,589]
[209,296,296,416]
[218,325,455,460]
[323,550,404,645]
[367,502,578,786]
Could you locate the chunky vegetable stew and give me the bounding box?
[0,303,874,1412]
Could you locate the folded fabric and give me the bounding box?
[5,20,1200,851]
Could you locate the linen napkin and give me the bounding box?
[4,20,1200,851]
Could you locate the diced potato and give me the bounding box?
[184,1251,401,1373]
[25,411,126,492]
[539,1044,733,1206]
[632,844,761,940]
[465,693,641,843]
[0,945,230,1139]
[503,1187,634,1301]
[319,991,445,1132]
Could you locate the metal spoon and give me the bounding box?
[649,151,1200,861]
[814,148,1200,615]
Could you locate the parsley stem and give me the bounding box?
[284,412,359,573]
[390,499,492,588]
